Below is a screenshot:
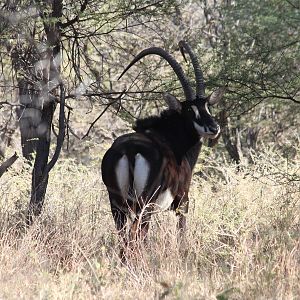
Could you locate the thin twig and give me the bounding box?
[45,83,66,173]
[82,90,125,139]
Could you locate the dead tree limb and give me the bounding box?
[0,152,18,178]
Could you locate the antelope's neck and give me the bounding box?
[142,118,200,166]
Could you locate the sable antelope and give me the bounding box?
[101,41,224,250]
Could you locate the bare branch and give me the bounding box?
[82,90,125,139]
[45,83,65,173]
[0,152,18,178]
[0,101,23,108]
[284,0,300,9]
[60,0,89,28]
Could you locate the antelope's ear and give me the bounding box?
[163,93,182,112]
[207,87,226,106]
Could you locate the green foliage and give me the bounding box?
[1,0,299,161]
[216,0,300,111]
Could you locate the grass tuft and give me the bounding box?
[0,148,299,299]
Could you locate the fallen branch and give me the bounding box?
[0,152,18,177]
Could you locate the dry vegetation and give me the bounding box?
[0,1,299,299]
[0,125,299,299]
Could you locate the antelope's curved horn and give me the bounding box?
[118,47,194,101]
[179,40,205,99]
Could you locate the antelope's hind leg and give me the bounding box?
[109,193,128,259]
[129,203,153,244]
[127,203,153,261]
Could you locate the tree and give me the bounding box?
[195,0,300,162]
[0,0,179,223]
[0,0,299,224]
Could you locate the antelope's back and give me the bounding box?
[101,132,163,195]
[101,132,192,213]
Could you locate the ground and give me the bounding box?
[0,112,299,299]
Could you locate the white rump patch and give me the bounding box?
[156,189,174,211]
[115,155,129,199]
[191,105,200,119]
[133,153,150,197]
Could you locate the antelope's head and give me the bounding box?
[163,92,221,139]
[118,41,225,139]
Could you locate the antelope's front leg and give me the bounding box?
[177,212,187,233]
[176,212,188,258]
[176,196,189,252]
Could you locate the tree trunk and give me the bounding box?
[26,0,64,225]
[17,79,40,160]
[219,110,241,164]
[26,101,56,224]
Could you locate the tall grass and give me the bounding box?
[0,147,299,299]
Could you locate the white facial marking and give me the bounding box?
[191,105,200,119]
[156,189,174,211]
[193,121,219,138]
[193,121,206,136]
[115,155,129,198]
[133,153,150,197]
[205,102,211,115]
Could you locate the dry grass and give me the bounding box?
[0,145,299,299]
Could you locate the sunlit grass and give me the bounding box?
[0,147,299,299]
